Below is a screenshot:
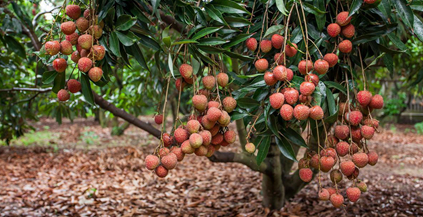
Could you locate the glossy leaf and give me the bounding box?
[256,136,271,165]
[80,73,95,105]
[109,31,121,57]
[42,71,57,84]
[116,15,137,31]
[275,136,297,161]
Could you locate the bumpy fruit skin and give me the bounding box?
[299,168,313,182]
[61,21,76,35]
[340,161,356,176]
[60,41,73,55]
[45,41,60,55]
[319,189,330,201]
[162,133,173,147]
[186,120,201,134]
[53,58,67,73]
[351,127,363,142]
[209,125,220,136]
[154,114,163,125]
[155,165,168,178]
[293,104,310,121]
[217,73,229,88]
[347,111,363,126]
[223,97,237,113]
[305,74,319,86]
[57,89,70,101]
[65,5,81,20]
[274,53,285,65]
[369,94,384,109]
[171,147,185,161]
[76,17,89,32]
[264,72,277,86]
[327,188,337,196]
[346,187,361,202]
[271,34,284,49]
[298,158,309,169]
[327,135,339,148]
[357,181,368,192]
[83,9,90,19]
[285,43,298,57]
[300,82,315,96]
[91,45,105,61]
[255,58,269,72]
[179,64,193,79]
[273,65,288,81]
[211,133,224,145]
[327,23,341,37]
[201,115,215,130]
[310,105,324,120]
[335,125,350,140]
[71,51,81,63]
[80,49,90,57]
[161,153,177,170]
[284,88,299,105]
[324,53,339,67]
[207,107,222,122]
[336,141,350,157]
[198,89,210,97]
[342,24,355,38]
[189,133,203,148]
[339,40,353,53]
[336,11,352,26]
[245,143,255,153]
[352,153,369,168]
[361,125,375,139]
[280,104,294,121]
[218,111,231,126]
[367,151,378,166]
[89,25,103,39]
[181,140,195,154]
[199,130,212,146]
[246,38,257,51]
[286,68,294,81]
[205,145,215,157]
[175,78,186,91]
[192,95,208,112]
[67,79,81,93]
[338,102,350,115]
[330,193,344,208]
[260,40,272,53]
[320,156,335,172]
[195,145,208,156]
[88,67,103,82]
[78,34,93,50]
[208,101,220,109]
[270,93,285,109]
[202,75,216,90]
[330,169,343,184]
[145,155,160,170]
[224,130,236,144]
[309,154,319,169]
[314,59,329,75]
[299,95,312,104]
[175,128,189,143]
[66,32,79,45]
[298,60,313,75]
[159,148,170,157]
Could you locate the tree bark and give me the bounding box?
[262,143,284,209]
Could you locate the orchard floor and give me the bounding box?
[0,118,422,217]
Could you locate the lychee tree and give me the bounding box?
[2,0,423,210]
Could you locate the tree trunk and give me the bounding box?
[261,143,285,209]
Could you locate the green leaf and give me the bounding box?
[42,71,57,84]
[52,71,65,94]
[205,5,228,26]
[115,31,138,46]
[172,40,198,45]
[410,68,423,86]
[152,0,160,14]
[126,43,149,71]
[191,27,222,40]
[324,81,347,94]
[383,53,393,74]
[223,34,252,49]
[264,25,285,38]
[281,128,307,147]
[139,35,161,51]
[224,51,254,61]
[387,32,408,52]
[210,0,250,14]
[115,15,137,31]
[224,17,252,28]
[237,98,260,108]
[109,32,121,57]
[256,136,271,165]
[276,0,288,16]
[348,0,362,17]
[413,14,423,42]
[396,0,414,29]
[198,37,228,46]
[275,136,297,161]
[168,53,174,78]
[302,2,325,15]
[230,112,249,121]
[80,73,95,105]
[4,35,26,58]
[326,88,336,116]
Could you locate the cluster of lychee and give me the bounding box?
[146,64,238,178]
[44,5,105,102]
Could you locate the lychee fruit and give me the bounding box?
[171,147,185,161]
[255,58,269,72]
[274,53,285,65]
[339,40,353,53]
[195,145,208,156]
[207,107,222,122]
[357,181,368,192]
[273,65,288,81]
[285,43,298,57]
[71,51,81,63]
[201,115,215,130]
[199,130,212,146]
[189,133,203,148]
[174,127,189,143]
[271,34,284,49]
[80,49,90,57]
[61,21,76,35]
[246,38,257,51]
[347,111,363,126]
[208,101,220,109]
[60,40,73,55]
[154,114,163,125]
[206,145,215,157]
[181,140,195,154]
[330,169,343,184]
[299,168,313,182]
[293,104,310,121]
[57,89,70,101]
[300,81,315,96]
[284,88,299,105]
[67,79,81,93]
[327,23,341,37]
[286,68,294,81]
[320,156,335,172]
[324,53,339,67]
[45,41,60,55]
[369,94,383,109]
[319,189,330,201]
[340,161,356,176]
[209,125,220,136]
[159,148,170,157]
[217,73,229,88]
[367,151,378,166]
[335,125,349,140]
[280,104,294,121]
[179,64,193,79]
[352,153,369,168]
[162,133,173,147]
[155,165,168,178]
[186,120,201,134]
[264,72,277,86]
[83,9,90,19]
[260,40,272,53]
[298,60,313,75]
[321,148,338,160]
[145,155,160,170]
[66,32,79,45]
[327,135,339,148]
[198,89,210,97]
[327,188,337,196]
[161,153,177,170]
[336,141,350,157]
[202,75,216,90]
[88,25,103,39]
[310,154,320,169]
[342,24,355,38]
[346,187,361,202]
[314,59,329,75]
[351,126,363,142]
[223,97,237,113]
[305,73,319,86]
[192,95,208,112]
[245,143,255,153]
[175,78,185,91]
[269,93,285,109]
[299,94,312,104]
[65,5,81,20]
[351,142,360,154]
[361,125,375,139]
[78,34,93,50]
[88,67,103,82]
[218,111,231,127]
[298,158,309,169]
[336,11,352,26]
[91,45,105,61]
[53,58,67,73]
[77,57,92,73]
[310,105,324,120]
[224,130,236,144]
[330,193,344,208]
[76,17,89,32]
[338,102,350,115]
[211,133,224,145]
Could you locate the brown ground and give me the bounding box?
[0,119,422,216]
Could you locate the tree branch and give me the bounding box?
[0,87,52,93]
[208,151,268,174]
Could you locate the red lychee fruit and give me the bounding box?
[224,130,236,144]
[273,65,288,81]
[57,89,70,101]
[174,127,189,143]
[274,53,285,65]
[209,125,220,136]
[155,165,168,178]
[351,142,360,154]
[270,93,285,109]
[271,34,284,49]
[298,60,313,75]
[336,11,352,26]
[305,74,319,87]
[255,58,269,72]
[71,51,81,63]
[342,24,355,38]
[245,143,256,153]
[336,141,350,157]
[361,125,375,139]
[340,161,356,176]
[287,68,294,81]
[319,189,330,201]
[335,125,349,140]
[352,153,369,168]
[145,155,160,170]
[217,73,229,88]
[299,94,312,104]
[367,151,378,166]
[280,104,294,121]
[357,181,368,192]
[181,140,195,154]
[83,9,90,19]
[53,58,67,73]
[88,67,103,82]
[161,153,177,170]
[314,59,329,75]
[201,115,215,130]
[76,44,83,53]
[321,148,338,160]
[299,168,313,182]
[218,111,231,126]
[293,104,310,121]
[91,45,105,61]
[369,94,384,109]
[45,41,60,55]
[364,0,377,4]
[330,169,343,184]
[60,40,73,55]
[66,32,79,45]
[310,154,320,169]
[324,53,339,67]
[298,158,309,169]
[159,148,170,157]
[206,145,215,157]
[300,81,315,96]
[346,187,361,202]
[211,133,224,145]
[192,95,208,112]
[76,17,89,32]
[198,89,210,97]
[162,133,173,147]
[207,107,222,122]
[285,43,298,57]
[195,145,208,156]
[264,72,277,86]
[186,120,201,134]
[202,75,216,90]
[67,79,81,93]
[175,78,186,91]
[223,97,237,113]
[88,25,103,40]
[246,38,257,51]
[284,88,299,105]
[330,193,344,208]
[310,105,324,120]
[260,40,272,53]
[208,101,220,109]
[80,49,90,57]
[338,102,350,115]
[189,133,203,148]
[199,130,212,146]
[61,21,76,35]
[170,147,185,161]
[327,135,339,148]
[320,156,335,172]
[78,34,93,50]
[339,40,353,53]
[347,111,363,126]
[327,23,341,37]
[65,5,81,20]
[179,64,193,79]
[351,127,363,142]
[154,114,163,125]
